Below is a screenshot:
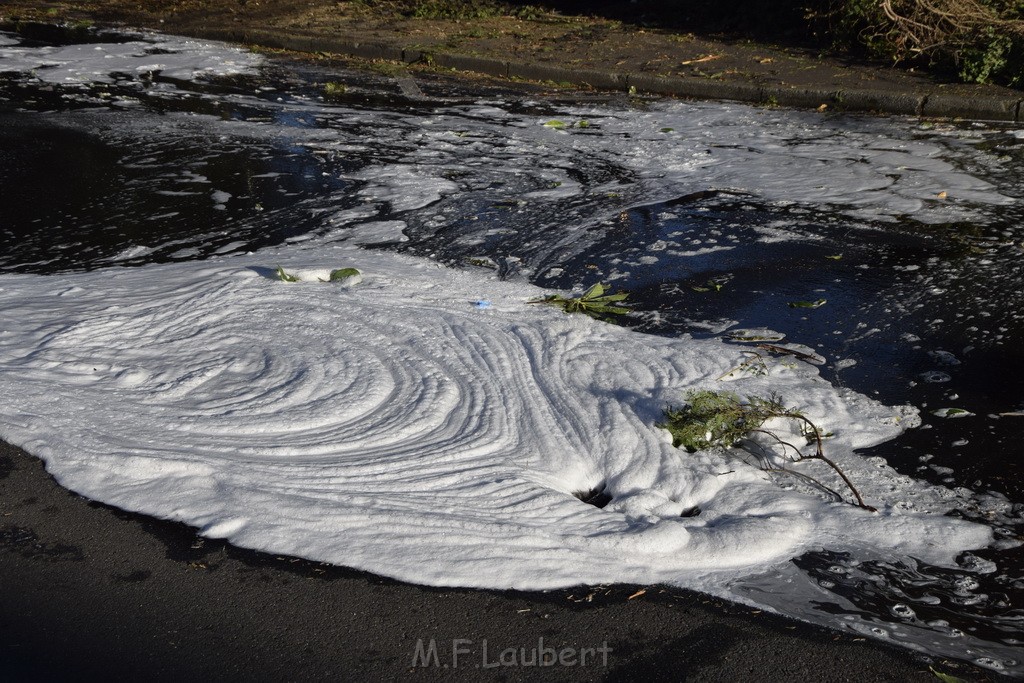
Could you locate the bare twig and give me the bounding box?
[877,0,1024,63]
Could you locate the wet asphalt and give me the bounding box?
[0,440,991,682]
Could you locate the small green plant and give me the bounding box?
[529,283,630,321]
[660,390,873,510]
[276,265,300,282]
[323,81,347,98]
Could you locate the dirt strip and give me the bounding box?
[1,0,1022,119]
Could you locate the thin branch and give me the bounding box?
[661,390,877,512]
[763,466,844,502]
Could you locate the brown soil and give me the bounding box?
[8,0,808,80]
[4,0,1021,111]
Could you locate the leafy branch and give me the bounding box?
[528,283,630,321]
[660,390,874,511]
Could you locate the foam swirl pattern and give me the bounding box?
[0,243,991,592]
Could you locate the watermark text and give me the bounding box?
[410,638,612,669]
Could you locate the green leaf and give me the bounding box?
[327,267,361,281]
[276,266,300,282]
[660,127,675,133]
[527,282,630,321]
[788,299,827,309]
[825,254,843,260]
[930,668,967,683]
[543,119,567,129]
[932,407,975,418]
[576,120,590,128]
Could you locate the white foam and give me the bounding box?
[0,32,263,85]
[0,241,991,593]
[343,220,409,244]
[98,244,158,263]
[349,165,458,213]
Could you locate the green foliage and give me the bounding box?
[824,0,1024,86]
[321,267,361,282]
[276,265,300,282]
[660,390,873,510]
[959,31,1014,83]
[529,283,630,321]
[405,0,543,20]
[323,81,347,98]
[660,390,793,452]
[788,299,827,308]
[661,390,753,452]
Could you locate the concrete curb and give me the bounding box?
[246,32,1023,121]
[922,92,1021,121]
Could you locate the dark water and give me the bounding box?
[1,26,1021,673]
